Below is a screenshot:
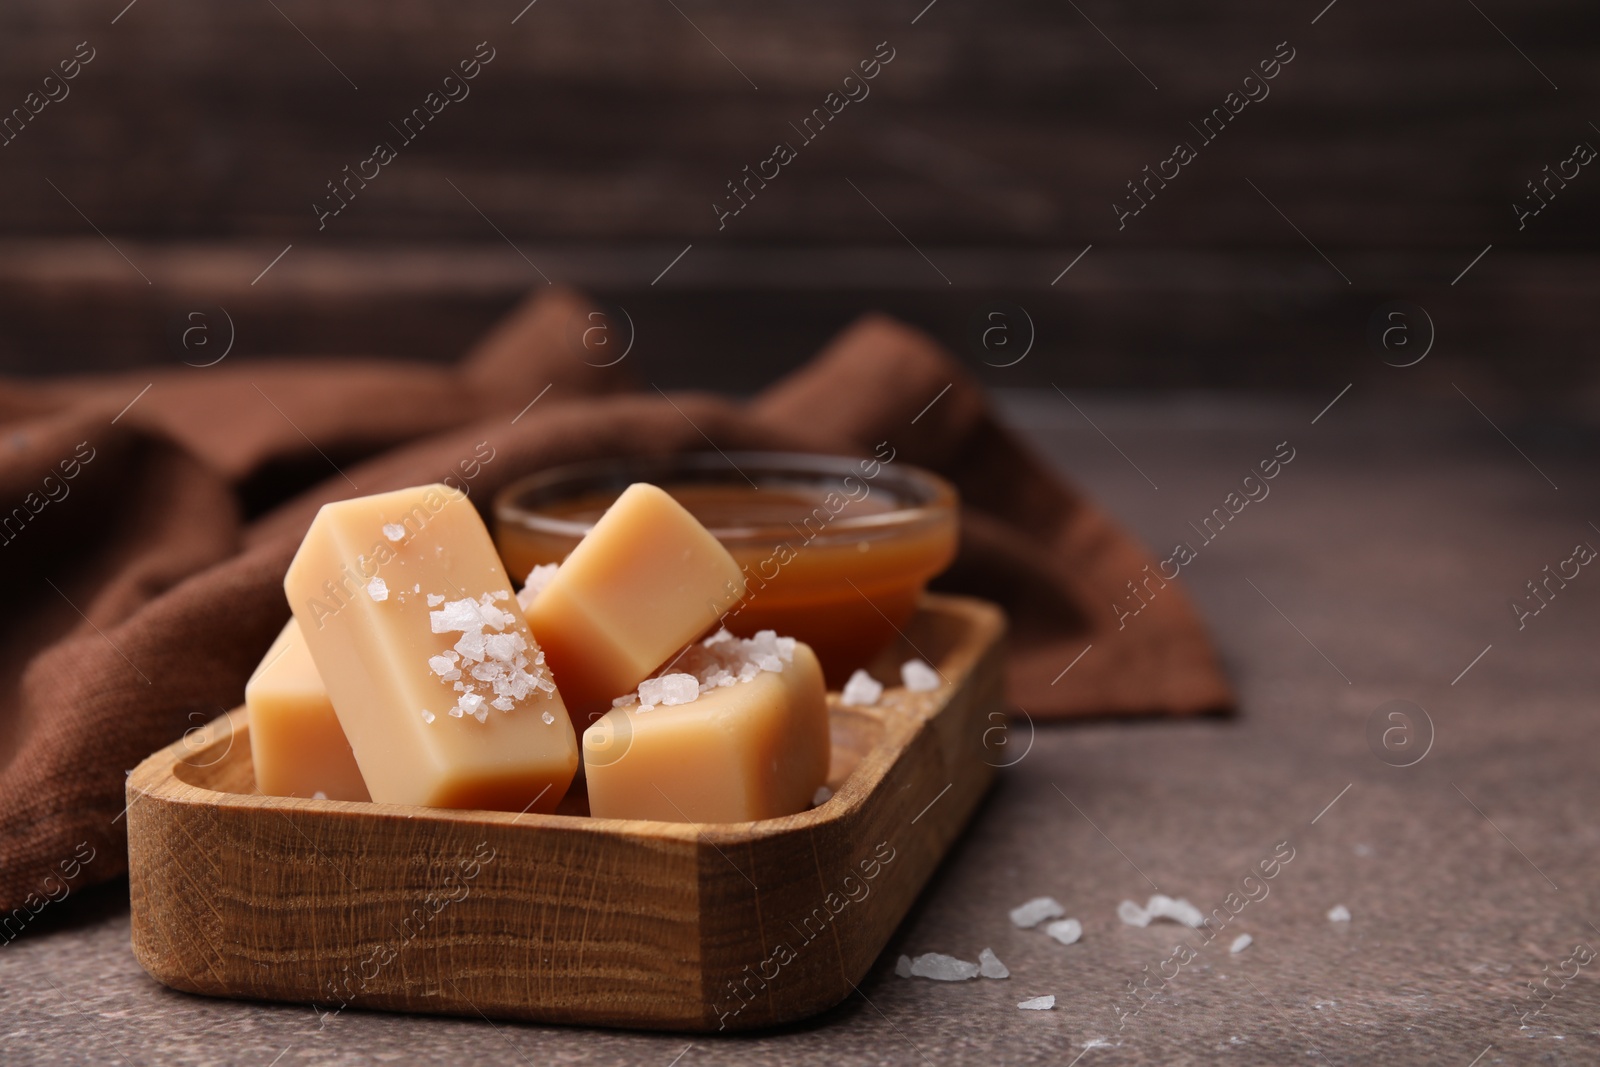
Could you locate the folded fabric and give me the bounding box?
[0,287,1231,912]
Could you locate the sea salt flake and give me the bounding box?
[541,711,555,725]
[1230,934,1253,954]
[1117,900,1151,927]
[366,576,388,602]
[909,953,980,981]
[1018,996,1055,1011]
[901,658,941,692]
[978,947,1009,979]
[895,955,913,978]
[1146,894,1205,928]
[1046,918,1083,945]
[516,563,559,609]
[428,653,459,677]
[312,791,327,800]
[454,629,487,662]
[841,670,884,707]
[427,594,444,606]
[1328,904,1351,923]
[382,523,406,542]
[1010,896,1065,929]
[639,673,700,707]
[431,599,482,633]
[420,709,435,724]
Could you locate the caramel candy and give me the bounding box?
[523,483,745,724]
[583,635,829,823]
[285,484,577,812]
[245,619,369,802]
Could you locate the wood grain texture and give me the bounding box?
[126,594,1006,1032]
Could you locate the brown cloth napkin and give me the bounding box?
[0,288,1231,913]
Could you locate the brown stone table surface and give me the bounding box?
[2,390,1596,1066]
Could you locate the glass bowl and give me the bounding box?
[493,452,959,684]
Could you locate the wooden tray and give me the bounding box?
[127,594,1006,1032]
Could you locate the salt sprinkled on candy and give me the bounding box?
[420,709,435,724]
[382,523,406,542]
[541,710,555,725]
[1018,995,1055,1011]
[1230,934,1253,954]
[1328,904,1351,923]
[909,953,980,981]
[1046,918,1083,945]
[1117,900,1151,927]
[841,669,884,707]
[895,955,913,978]
[978,947,1009,979]
[1009,896,1065,929]
[516,563,560,609]
[639,673,701,707]
[366,576,388,602]
[901,658,941,692]
[427,593,444,606]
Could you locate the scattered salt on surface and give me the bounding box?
[1328,904,1351,923]
[909,953,980,981]
[1144,894,1205,928]
[616,629,798,710]
[900,659,941,692]
[1230,934,1253,954]
[366,576,388,601]
[426,591,552,722]
[382,523,406,542]
[517,563,560,609]
[1117,900,1151,927]
[978,948,1009,979]
[1046,919,1083,946]
[1018,996,1055,1011]
[812,785,833,807]
[311,791,327,800]
[841,669,884,707]
[895,955,913,978]
[1009,896,1065,929]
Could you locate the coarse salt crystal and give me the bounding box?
[366,576,388,601]
[1009,896,1065,929]
[420,709,435,724]
[516,563,560,609]
[1230,934,1253,954]
[1117,900,1151,927]
[909,953,980,981]
[812,785,833,806]
[1046,918,1083,945]
[639,673,700,707]
[1328,905,1351,923]
[1018,996,1055,1011]
[978,947,1009,979]
[312,791,327,800]
[541,710,555,725]
[841,669,884,707]
[382,523,406,542]
[427,593,444,606]
[894,955,913,978]
[430,599,482,633]
[901,658,941,692]
[1146,894,1205,928]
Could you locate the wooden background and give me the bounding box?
[0,0,1596,404]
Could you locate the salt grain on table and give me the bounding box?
[909,953,980,981]
[1144,894,1205,928]
[1117,900,1151,927]
[841,669,884,707]
[900,658,941,692]
[895,954,913,978]
[1046,918,1082,945]
[1328,904,1351,922]
[1009,896,1065,929]
[1018,996,1055,1011]
[1230,934,1252,954]
[978,947,1009,979]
